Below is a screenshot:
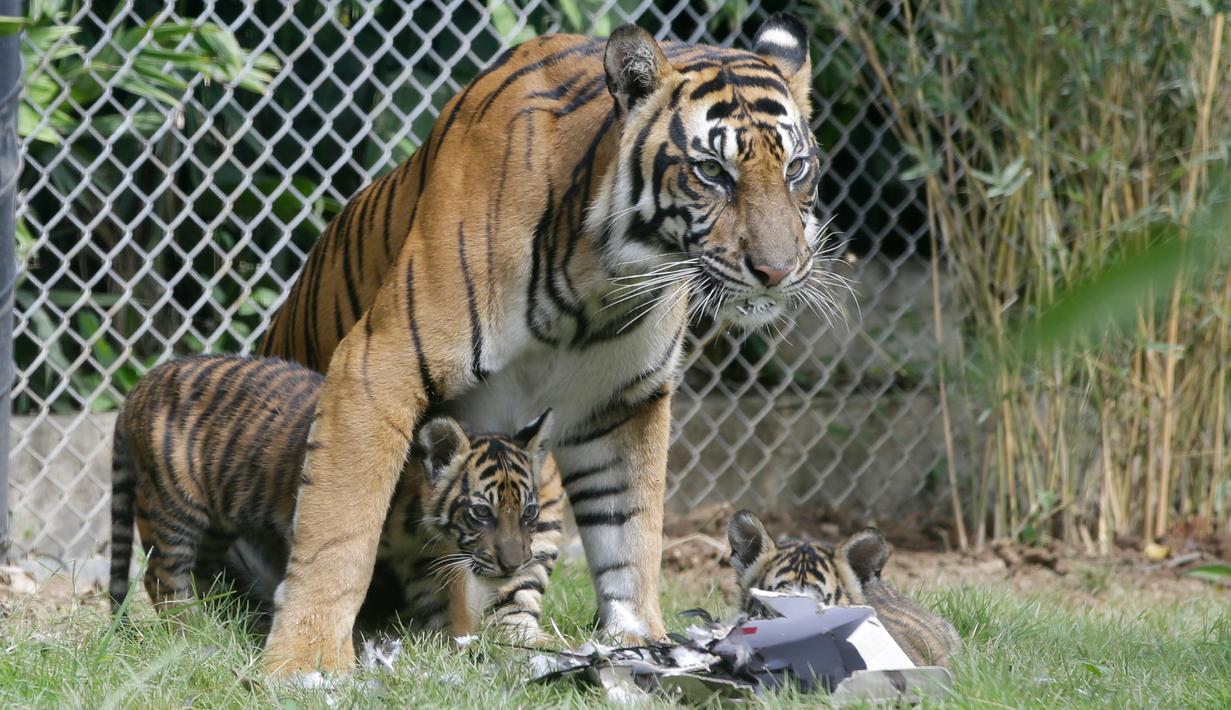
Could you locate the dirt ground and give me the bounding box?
[4,503,1228,620]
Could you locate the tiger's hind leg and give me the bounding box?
[141,518,206,616]
[192,529,238,607]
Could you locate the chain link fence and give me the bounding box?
[11,0,969,561]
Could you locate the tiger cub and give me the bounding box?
[727,510,960,668]
[108,355,562,641]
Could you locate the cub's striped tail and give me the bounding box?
[108,424,137,614]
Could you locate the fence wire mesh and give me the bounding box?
[11,0,967,560]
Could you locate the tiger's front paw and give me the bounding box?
[263,611,356,680]
[264,646,355,681]
[600,599,666,646]
[490,617,553,648]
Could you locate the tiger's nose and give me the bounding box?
[745,255,795,287]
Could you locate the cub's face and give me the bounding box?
[727,510,889,615]
[420,412,554,578]
[597,14,836,329]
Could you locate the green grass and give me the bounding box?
[1,562,1228,708]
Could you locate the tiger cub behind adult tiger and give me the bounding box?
[108,355,562,640]
[727,510,961,668]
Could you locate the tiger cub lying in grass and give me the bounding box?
[727,510,960,668]
[109,355,561,643]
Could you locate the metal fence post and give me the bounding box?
[0,0,20,562]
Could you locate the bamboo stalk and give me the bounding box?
[818,0,1231,545]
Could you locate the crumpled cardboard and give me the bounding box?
[528,590,952,705]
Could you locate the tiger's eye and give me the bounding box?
[786,157,806,179]
[521,503,540,523]
[698,159,724,179]
[469,503,494,523]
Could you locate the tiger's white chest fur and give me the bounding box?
[445,300,683,440]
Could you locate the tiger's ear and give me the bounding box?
[728,510,775,574]
[605,24,674,114]
[835,527,889,590]
[418,416,471,486]
[752,13,812,117]
[514,409,554,464]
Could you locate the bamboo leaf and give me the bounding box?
[0,15,27,35]
[1185,564,1231,583]
[557,0,584,31]
[18,101,61,143]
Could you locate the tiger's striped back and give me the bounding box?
[727,511,961,668]
[109,355,560,641]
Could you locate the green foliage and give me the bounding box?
[18,0,277,145]
[15,2,289,414]
[1011,192,1230,357]
[0,15,27,36]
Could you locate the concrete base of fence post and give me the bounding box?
[9,414,117,562]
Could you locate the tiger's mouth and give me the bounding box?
[470,553,534,579]
[720,294,788,328]
[695,248,852,330]
[688,263,797,328]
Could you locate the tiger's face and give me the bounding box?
[593,14,832,329]
[420,411,554,578]
[727,510,889,615]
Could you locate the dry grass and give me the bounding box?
[814,0,1231,547]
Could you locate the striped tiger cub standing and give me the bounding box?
[108,354,562,641]
[727,510,961,668]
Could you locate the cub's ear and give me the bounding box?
[727,510,775,574]
[514,409,554,464]
[417,416,471,486]
[605,24,675,114]
[835,527,889,589]
[752,13,812,116]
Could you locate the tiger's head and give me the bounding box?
[419,410,554,578]
[727,510,889,615]
[591,13,834,329]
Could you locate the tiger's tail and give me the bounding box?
[108,422,137,615]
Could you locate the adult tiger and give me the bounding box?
[258,14,828,676]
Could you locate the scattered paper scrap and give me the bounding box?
[529,590,952,705]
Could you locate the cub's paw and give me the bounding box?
[495,618,554,648]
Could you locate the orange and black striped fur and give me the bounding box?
[727,511,961,668]
[109,355,562,641]
[255,14,840,675]
[370,413,562,640]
